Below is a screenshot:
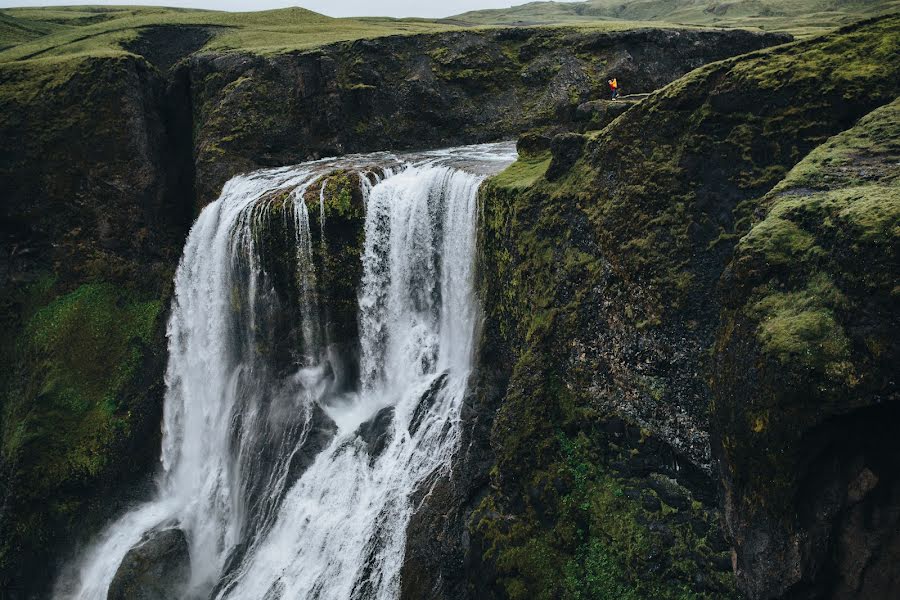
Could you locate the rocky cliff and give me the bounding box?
[0,54,192,598]
[0,23,786,598]
[401,14,898,600]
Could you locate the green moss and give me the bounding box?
[2,284,161,488]
[475,428,736,599]
[310,171,362,219]
[751,274,851,376]
[772,98,900,193]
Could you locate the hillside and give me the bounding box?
[449,0,900,35]
[0,5,456,60]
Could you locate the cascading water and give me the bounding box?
[55,143,515,600]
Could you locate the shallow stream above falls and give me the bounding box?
[52,142,517,600]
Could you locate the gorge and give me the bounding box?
[1,5,898,600]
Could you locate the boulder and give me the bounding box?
[108,528,191,600]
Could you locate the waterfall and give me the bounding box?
[54,143,515,600]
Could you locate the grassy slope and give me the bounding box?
[0,4,712,66]
[449,0,900,35]
[0,5,457,62]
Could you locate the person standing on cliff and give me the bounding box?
[608,77,619,100]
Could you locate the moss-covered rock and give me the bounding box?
[403,15,899,600]
[712,97,899,599]
[0,54,193,598]
[247,167,375,385]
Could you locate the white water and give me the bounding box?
[55,143,515,600]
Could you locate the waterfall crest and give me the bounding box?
[54,143,515,600]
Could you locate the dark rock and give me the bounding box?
[648,475,689,511]
[123,26,219,73]
[642,492,662,512]
[546,132,586,180]
[409,372,449,436]
[574,98,633,130]
[108,528,190,600]
[710,553,733,573]
[356,406,395,462]
[516,131,552,157]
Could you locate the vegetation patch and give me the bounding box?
[491,151,552,190]
[3,284,160,485]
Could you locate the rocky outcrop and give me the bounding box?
[108,528,191,600]
[401,15,899,600]
[357,406,395,463]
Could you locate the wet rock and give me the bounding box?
[356,406,395,462]
[408,372,448,436]
[108,528,190,600]
[286,404,338,486]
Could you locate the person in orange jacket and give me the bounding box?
[608,77,619,99]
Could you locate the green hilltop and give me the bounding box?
[0,5,457,61]
[447,0,900,36]
[3,0,896,63]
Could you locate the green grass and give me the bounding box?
[492,151,553,190]
[0,11,67,50]
[0,5,460,63]
[448,0,900,36]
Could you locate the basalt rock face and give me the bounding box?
[400,16,899,600]
[0,55,193,598]
[188,26,787,205]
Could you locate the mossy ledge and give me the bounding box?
[402,14,900,600]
